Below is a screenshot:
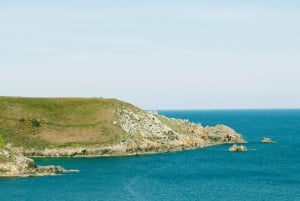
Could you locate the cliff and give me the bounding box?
[0,96,246,158]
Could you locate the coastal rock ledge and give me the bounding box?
[0,148,69,177]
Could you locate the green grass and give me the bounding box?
[0,96,131,149]
[157,115,183,133]
[0,133,5,147]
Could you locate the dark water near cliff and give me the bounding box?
[1,110,300,201]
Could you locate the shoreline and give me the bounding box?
[1,142,243,178]
[23,141,245,159]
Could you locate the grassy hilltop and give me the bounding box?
[0,97,132,149]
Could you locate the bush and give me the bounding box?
[0,134,4,147]
[31,119,41,127]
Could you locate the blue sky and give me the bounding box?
[1,0,300,109]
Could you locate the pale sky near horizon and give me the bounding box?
[1,0,300,109]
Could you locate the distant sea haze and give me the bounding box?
[1,109,299,201]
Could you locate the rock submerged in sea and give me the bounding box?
[229,144,247,152]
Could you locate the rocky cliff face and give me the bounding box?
[0,148,66,177]
[113,107,246,154]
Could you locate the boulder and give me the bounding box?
[261,137,276,143]
[229,144,247,152]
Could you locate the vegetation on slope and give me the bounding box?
[0,97,131,149]
[0,134,4,148]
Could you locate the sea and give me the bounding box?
[1,110,300,201]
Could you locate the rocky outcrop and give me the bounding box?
[114,107,246,152]
[261,137,276,143]
[0,148,69,177]
[229,144,247,152]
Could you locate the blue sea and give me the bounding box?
[1,110,300,201]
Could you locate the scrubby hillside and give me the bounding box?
[0,96,246,157]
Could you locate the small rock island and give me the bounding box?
[261,137,276,143]
[229,144,247,152]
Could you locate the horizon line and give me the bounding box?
[150,108,300,111]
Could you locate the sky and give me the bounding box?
[1,0,300,109]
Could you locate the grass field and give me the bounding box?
[0,97,131,149]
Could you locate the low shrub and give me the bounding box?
[19,117,25,123]
[31,119,41,127]
[0,134,5,147]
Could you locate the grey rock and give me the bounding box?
[0,148,75,177]
[261,137,276,143]
[229,144,247,152]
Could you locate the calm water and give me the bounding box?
[1,110,300,201]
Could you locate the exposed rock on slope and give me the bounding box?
[114,108,245,154]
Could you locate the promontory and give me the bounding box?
[0,96,246,176]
